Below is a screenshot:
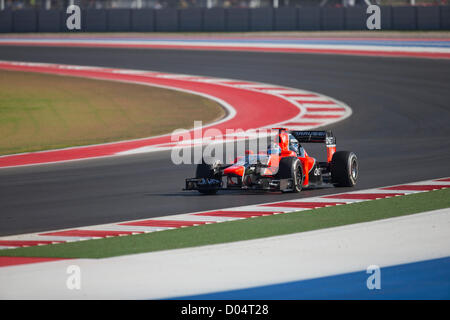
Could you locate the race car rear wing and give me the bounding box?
[273,129,336,162]
[290,130,336,146]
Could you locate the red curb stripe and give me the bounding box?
[0,240,64,247]
[261,201,347,208]
[252,87,291,91]
[40,229,141,238]
[195,210,280,218]
[120,220,212,228]
[435,178,450,182]
[305,107,346,112]
[3,36,448,42]
[0,256,69,267]
[324,193,406,200]
[302,114,342,119]
[381,185,449,191]
[280,93,318,97]
[295,100,336,105]
[219,81,254,85]
[0,62,301,168]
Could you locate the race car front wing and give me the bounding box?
[184,177,296,192]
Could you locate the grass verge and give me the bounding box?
[1,188,449,259]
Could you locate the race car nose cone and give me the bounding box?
[224,165,245,177]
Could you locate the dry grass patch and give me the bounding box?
[0,70,224,155]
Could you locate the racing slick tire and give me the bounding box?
[276,156,303,193]
[331,151,358,187]
[195,160,222,195]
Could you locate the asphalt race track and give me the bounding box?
[0,46,449,236]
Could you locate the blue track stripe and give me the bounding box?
[172,257,450,300]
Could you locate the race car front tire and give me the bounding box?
[195,160,222,195]
[276,156,303,193]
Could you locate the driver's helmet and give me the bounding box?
[288,134,300,154]
[267,143,281,155]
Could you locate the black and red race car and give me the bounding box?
[184,128,358,194]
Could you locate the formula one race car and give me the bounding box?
[184,128,358,194]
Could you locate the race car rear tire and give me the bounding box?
[331,151,358,187]
[276,156,303,193]
[195,160,222,195]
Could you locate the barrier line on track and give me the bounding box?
[0,60,351,168]
[0,177,448,254]
[1,39,450,59]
